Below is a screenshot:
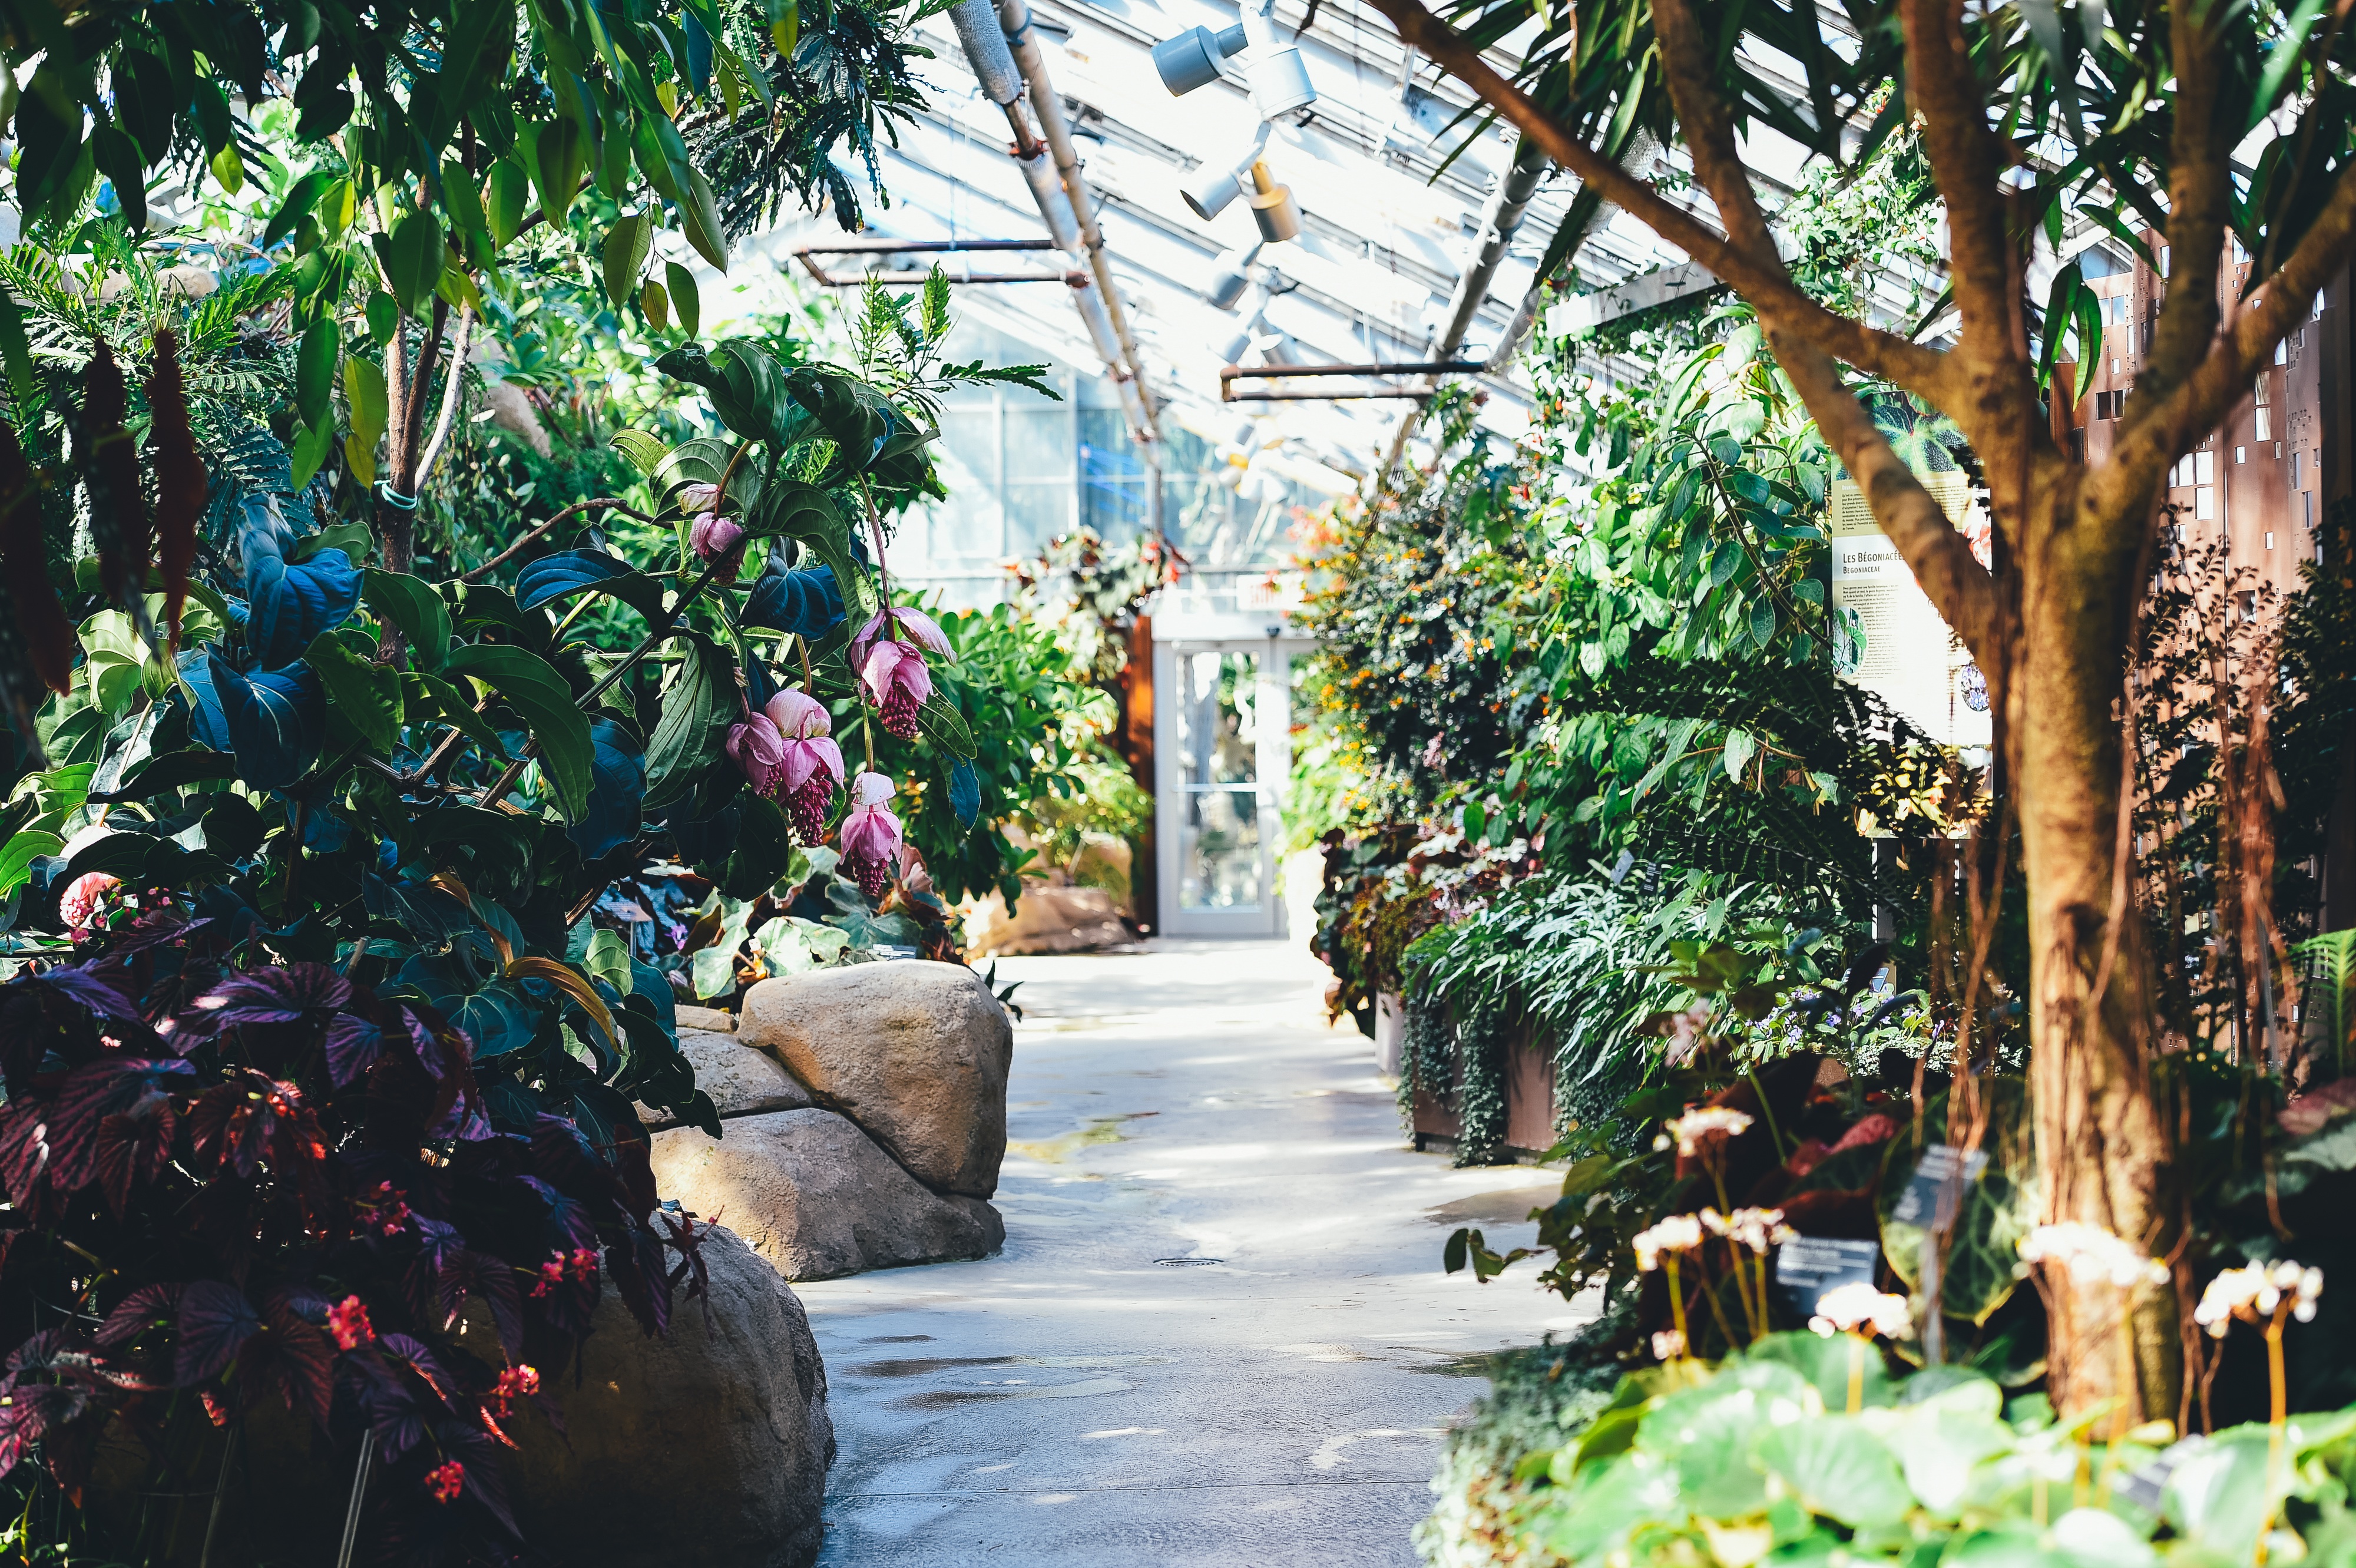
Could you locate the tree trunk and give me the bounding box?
[2010,469,2180,1421]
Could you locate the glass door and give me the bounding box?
[1156,641,1291,936]
[1176,649,1263,914]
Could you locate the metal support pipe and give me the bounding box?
[1374,135,1550,479]
[998,0,1162,444]
[948,0,1160,455]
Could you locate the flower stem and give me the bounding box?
[1846,1334,1864,1414]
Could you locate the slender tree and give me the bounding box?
[1365,0,2355,1414]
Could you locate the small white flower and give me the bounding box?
[1651,1328,1687,1361]
[2196,1260,2321,1337]
[1633,1215,1706,1272]
[1663,1106,1754,1157]
[1808,1282,1912,1341]
[1700,1206,1794,1254]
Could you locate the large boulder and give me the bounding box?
[652,1109,1004,1280]
[507,1226,835,1568]
[86,1228,833,1568]
[640,1027,812,1127]
[739,962,1012,1198]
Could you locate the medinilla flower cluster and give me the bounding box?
[722,600,954,900]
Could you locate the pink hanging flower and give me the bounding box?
[765,689,845,843]
[676,481,722,514]
[689,509,749,580]
[838,772,904,899]
[895,841,934,898]
[849,606,953,669]
[860,639,934,740]
[58,872,121,940]
[725,706,789,797]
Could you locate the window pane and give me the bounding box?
[1180,788,1262,911]
[1174,651,1259,785]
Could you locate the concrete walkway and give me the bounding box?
[800,938,1591,1566]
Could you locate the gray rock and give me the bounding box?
[640,1027,812,1127]
[739,963,1012,1197]
[652,1109,1005,1281]
[507,1226,835,1568]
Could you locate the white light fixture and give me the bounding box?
[1154,0,1315,242]
[1204,242,1263,308]
[1151,23,1248,95]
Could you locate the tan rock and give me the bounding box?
[638,1027,811,1128]
[676,1004,738,1033]
[506,1225,835,1567]
[965,882,1130,957]
[738,962,1012,1198]
[652,1109,1004,1281]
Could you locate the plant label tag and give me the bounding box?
[1773,1236,1882,1321]
[1890,1144,1989,1230]
[2115,1436,2206,1513]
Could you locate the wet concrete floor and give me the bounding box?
[800,937,1593,1566]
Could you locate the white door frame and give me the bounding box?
[1154,636,1300,938]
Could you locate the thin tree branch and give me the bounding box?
[1359,0,1957,411]
[461,497,658,583]
[1898,0,2022,375]
[414,306,473,487]
[2134,0,2235,411]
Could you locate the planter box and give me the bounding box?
[1411,1025,1560,1162]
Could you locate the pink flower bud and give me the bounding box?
[839,772,904,898]
[860,639,934,740]
[690,511,748,580]
[726,712,787,796]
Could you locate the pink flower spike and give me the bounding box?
[861,640,933,740]
[727,713,787,797]
[850,606,953,670]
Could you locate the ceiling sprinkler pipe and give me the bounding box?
[1016,145,1085,251]
[949,0,1023,105]
[1374,136,1550,484]
[995,0,1162,442]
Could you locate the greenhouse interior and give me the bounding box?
[1,0,2353,1563]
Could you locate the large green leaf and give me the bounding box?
[0,832,62,895]
[305,629,404,753]
[656,338,795,447]
[643,634,737,810]
[385,206,446,319]
[443,643,593,822]
[1751,1417,1912,1530]
[915,691,978,759]
[603,209,653,307]
[363,568,454,671]
[1638,1362,1814,1519]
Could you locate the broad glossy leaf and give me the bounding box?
[514,548,665,621]
[610,429,669,478]
[184,653,323,790]
[442,644,593,823]
[175,1280,261,1385]
[386,207,446,319]
[740,564,845,639]
[363,568,454,671]
[247,547,362,670]
[948,758,981,827]
[411,669,510,765]
[644,635,737,810]
[655,338,792,446]
[304,629,403,753]
[0,831,62,894]
[666,260,701,336]
[915,691,978,760]
[566,718,646,862]
[719,794,796,901]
